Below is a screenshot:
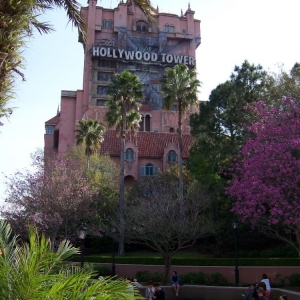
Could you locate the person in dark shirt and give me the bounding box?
[170,270,180,296]
[153,282,165,300]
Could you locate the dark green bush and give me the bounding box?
[208,272,227,286]
[136,270,152,282]
[152,271,163,282]
[288,273,300,286]
[181,272,206,285]
[135,270,163,282]
[70,256,300,267]
[93,265,111,276]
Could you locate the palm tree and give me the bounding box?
[0,220,143,299]
[75,119,105,169]
[0,0,87,124]
[161,64,201,217]
[105,70,143,256]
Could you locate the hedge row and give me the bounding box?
[70,256,300,266]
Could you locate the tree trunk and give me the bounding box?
[87,156,90,170]
[178,99,184,218]
[118,108,126,256]
[163,254,172,284]
[296,224,300,258]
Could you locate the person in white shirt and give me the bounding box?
[261,274,271,294]
[145,280,155,300]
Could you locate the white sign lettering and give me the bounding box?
[92,47,195,66]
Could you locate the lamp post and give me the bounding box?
[232,220,239,286]
[77,224,87,268]
[111,227,116,276]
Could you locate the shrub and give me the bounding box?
[70,255,300,267]
[152,271,163,282]
[288,273,300,286]
[93,265,111,276]
[136,270,152,282]
[208,272,227,286]
[181,272,206,285]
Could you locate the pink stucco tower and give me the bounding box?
[45,0,201,185]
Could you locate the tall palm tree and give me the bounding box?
[105,70,143,256]
[161,64,201,217]
[0,220,143,299]
[75,119,105,169]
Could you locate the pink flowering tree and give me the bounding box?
[1,151,103,242]
[228,97,300,256]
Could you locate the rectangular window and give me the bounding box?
[97,72,113,82]
[45,125,54,135]
[97,86,108,95]
[140,166,158,176]
[96,99,107,106]
[98,59,117,68]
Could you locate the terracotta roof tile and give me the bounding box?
[100,130,193,158]
[45,115,60,125]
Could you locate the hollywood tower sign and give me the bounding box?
[44,0,201,185]
[92,47,196,65]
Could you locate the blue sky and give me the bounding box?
[1,0,300,201]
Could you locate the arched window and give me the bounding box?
[169,24,175,33]
[145,163,154,176]
[145,115,151,131]
[139,114,144,131]
[102,19,107,28]
[136,20,148,32]
[169,127,175,133]
[164,24,169,32]
[125,148,135,161]
[167,150,177,163]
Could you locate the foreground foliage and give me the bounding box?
[0,220,142,299]
[0,0,86,124]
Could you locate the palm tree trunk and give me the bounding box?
[118,109,126,256]
[178,99,184,218]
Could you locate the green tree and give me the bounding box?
[188,60,267,185]
[105,70,143,256]
[187,61,268,244]
[160,64,201,216]
[75,119,105,169]
[0,220,142,299]
[264,63,300,103]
